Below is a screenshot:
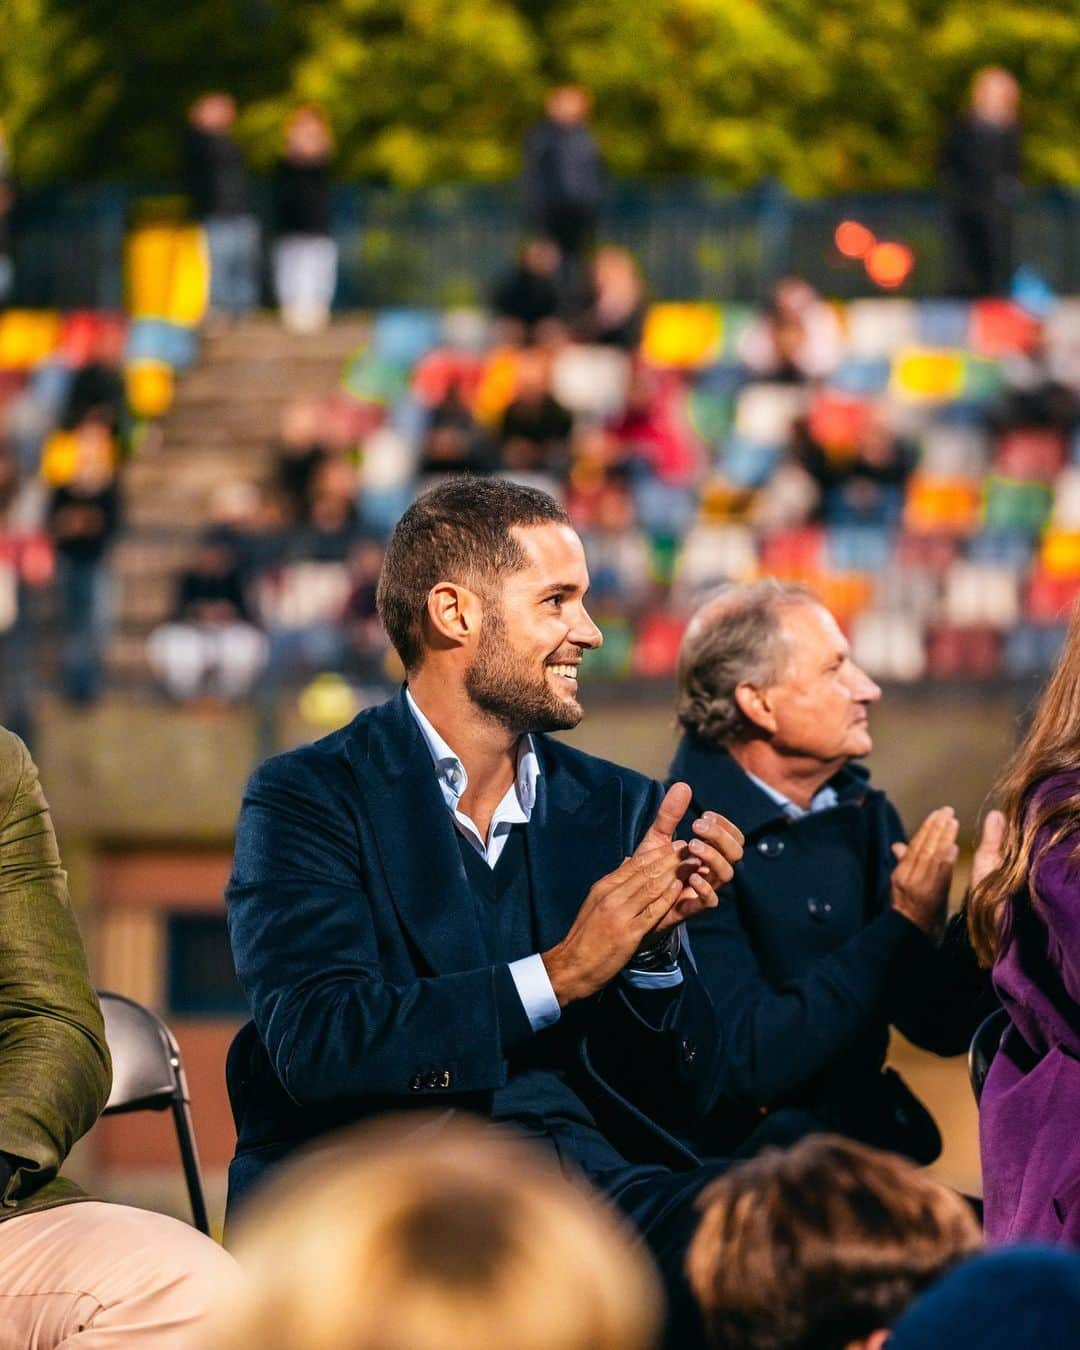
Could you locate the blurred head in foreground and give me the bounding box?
[887,1246,1080,1349]
[218,1116,662,1350]
[687,1135,981,1350]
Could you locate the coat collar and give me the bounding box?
[344,689,615,972]
[669,732,871,838]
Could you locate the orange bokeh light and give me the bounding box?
[834,220,876,259]
[865,241,915,289]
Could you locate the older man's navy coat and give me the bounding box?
[224,690,720,1218]
[668,733,994,1162]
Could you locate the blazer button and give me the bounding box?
[409,1073,424,1092]
[424,1071,442,1090]
[806,897,833,922]
[438,1070,452,1089]
[681,1040,697,1065]
[757,838,785,859]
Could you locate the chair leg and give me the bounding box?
[172,1098,211,1235]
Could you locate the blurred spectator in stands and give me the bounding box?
[300,456,359,560]
[498,347,573,475]
[206,478,288,579]
[991,328,1079,438]
[492,238,562,344]
[576,475,654,617]
[0,122,14,304]
[257,457,358,685]
[342,535,388,671]
[273,106,336,334]
[888,1248,1080,1350]
[522,86,606,310]
[147,536,267,703]
[608,364,701,539]
[46,424,120,703]
[274,396,329,523]
[0,449,43,743]
[687,1135,981,1350]
[748,430,822,533]
[575,246,646,350]
[740,277,843,382]
[797,407,915,526]
[185,92,260,322]
[940,67,1022,297]
[418,379,495,477]
[58,319,126,439]
[217,1117,661,1350]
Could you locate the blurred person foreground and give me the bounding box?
[216,1117,662,1350]
[687,1135,982,1350]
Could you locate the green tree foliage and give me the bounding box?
[1,0,1077,191]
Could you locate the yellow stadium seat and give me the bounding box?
[1041,531,1080,577]
[0,310,62,370]
[890,348,965,403]
[642,304,723,369]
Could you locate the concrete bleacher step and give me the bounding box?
[111,318,367,676]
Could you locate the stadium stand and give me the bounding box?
[0,291,1078,700]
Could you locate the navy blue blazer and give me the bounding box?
[224,689,718,1215]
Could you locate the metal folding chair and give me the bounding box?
[98,990,210,1234]
[968,1005,1010,1105]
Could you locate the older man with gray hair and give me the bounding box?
[667,581,999,1163]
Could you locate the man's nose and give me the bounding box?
[572,607,603,650]
[853,663,882,702]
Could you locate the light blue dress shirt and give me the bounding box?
[744,768,839,818]
[406,690,561,1032]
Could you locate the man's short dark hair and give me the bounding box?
[687,1136,981,1350]
[376,477,570,671]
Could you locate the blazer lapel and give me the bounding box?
[527,740,625,955]
[346,689,488,976]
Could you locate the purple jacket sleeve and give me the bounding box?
[1032,828,1080,1007]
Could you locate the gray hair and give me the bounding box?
[676,580,817,747]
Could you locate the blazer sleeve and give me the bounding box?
[688,889,930,1111]
[227,753,532,1109]
[0,733,111,1207]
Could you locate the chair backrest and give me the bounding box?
[99,991,185,1115]
[969,1006,1011,1104]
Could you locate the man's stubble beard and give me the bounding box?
[464,602,582,737]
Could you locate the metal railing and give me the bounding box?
[9,180,1079,311]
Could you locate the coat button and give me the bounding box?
[806,897,833,922]
[757,838,785,859]
[437,1070,452,1089]
[424,1071,442,1090]
[409,1073,424,1092]
[681,1040,697,1065]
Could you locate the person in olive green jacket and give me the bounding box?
[0,727,240,1348]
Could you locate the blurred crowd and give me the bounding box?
[140,278,1079,706]
[0,276,1078,711]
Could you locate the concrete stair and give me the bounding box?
[106,316,370,687]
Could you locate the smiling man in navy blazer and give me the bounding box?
[225,476,744,1344]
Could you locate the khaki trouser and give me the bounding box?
[0,1201,240,1347]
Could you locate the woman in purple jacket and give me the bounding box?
[970,603,1080,1245]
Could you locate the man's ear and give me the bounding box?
[734,681,777,735]
[425,581,483,649]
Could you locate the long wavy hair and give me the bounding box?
[968,603,1080,966]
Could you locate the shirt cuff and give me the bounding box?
[623,967,685,990]
[509,954,561,1032]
